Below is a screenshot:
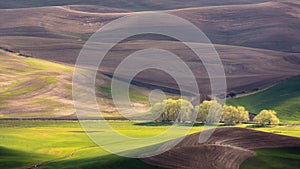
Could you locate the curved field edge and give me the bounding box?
[227,75,300,123]
[240,147,300,169]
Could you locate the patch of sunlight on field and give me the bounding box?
[253,125,300,138]
[0,120,205,163]
[99,85,150,103]
[0,50,75,118]
[24,57,73,73]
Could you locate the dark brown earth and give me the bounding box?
[142,127,300,169]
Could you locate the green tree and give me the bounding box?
[163,99,178,122]
[237,106,249,122]
[151,102,165,121]
[222,105,249,125]
[177,99,194,122]
[195,100,223,124]
[254,110,280,126]
[151,99,193,122]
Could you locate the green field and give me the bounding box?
[0,120,299,169]
[0,120,205,169]
[227,76,300,123]
[253,125,300,138]
[240,147,300,169]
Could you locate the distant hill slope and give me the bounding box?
[1,2,300,97]
[227,76,300,123]
[0,0,270,11]
[1,1,300,52]
[0,50,75,118]
[0,49,151,119]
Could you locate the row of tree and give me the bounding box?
[151,99,280,125]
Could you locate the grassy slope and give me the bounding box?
[227,76,300,123]
[0,50,74,118]
[0,0,270,10]
[0,120,299,169]
[0,120,206,169]
[99,86,150,103]
[0,50,151,119]
[255,125,300,138]
[240,147,300,169]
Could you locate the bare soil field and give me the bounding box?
[0,1,300,97]
[142,127,300,169]
[1,1,300,52]
[0,0,271,11]
[99,40,300,97]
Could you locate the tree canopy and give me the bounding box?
[151,98,193,122]
[253,109,280,125]
[222,105,249,124]
[195,100,223,124]
[152,99,279,126]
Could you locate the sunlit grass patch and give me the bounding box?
[24,58,73,73]
[99,85,149,103]
[0,50,74,118]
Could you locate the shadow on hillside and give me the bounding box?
[0,146,49,169]
[40,147,164,169]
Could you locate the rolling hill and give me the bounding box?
[227,75,300,123]
[1,1,300,98]
[0,1,299,119]
[0,49,154,119]
[1,1,300,53]
[0,49,74,118]
[142,127,300,169]
[0,1,299,169]
[0,0,271,11]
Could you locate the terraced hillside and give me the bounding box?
[227,75,300,123]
